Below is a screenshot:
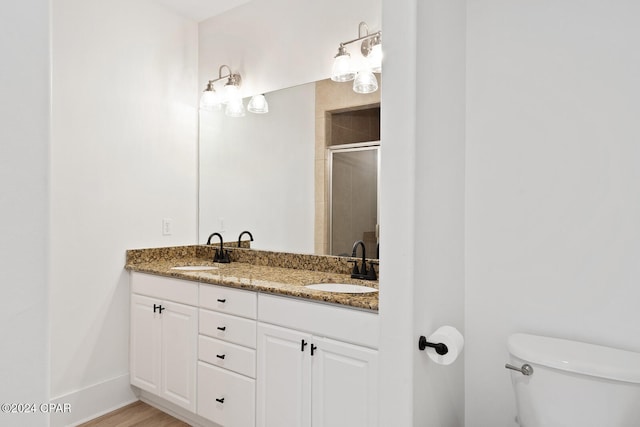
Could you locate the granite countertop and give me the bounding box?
[125,248,379,311]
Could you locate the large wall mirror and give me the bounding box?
[199,78,380,258]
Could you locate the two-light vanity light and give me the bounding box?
[200,65,268,117]
[331,22,381,94]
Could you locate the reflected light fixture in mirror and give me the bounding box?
[330,21,381,94]
[247,94,269,113]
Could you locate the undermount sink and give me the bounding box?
[305,283,378,294]
[171,266,219,271]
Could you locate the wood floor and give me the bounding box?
[78,401,190,427]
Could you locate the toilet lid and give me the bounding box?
[508,333,640,384]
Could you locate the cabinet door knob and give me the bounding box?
[216,354,226,360]
[311,344,317,356]
[216,398,225,404]
[301,339,308,352]
[217,326,226,331]
[217,298,226,303]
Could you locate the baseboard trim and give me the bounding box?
[49,373,138,427]
[139,391,220,427]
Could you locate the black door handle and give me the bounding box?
[311,344,317,356]
[217,298,226,303]
[301,339,308,352]
[216,354,226,359]
[217,326,226,331]
[216,398,225,404]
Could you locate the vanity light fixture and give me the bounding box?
[353,69,378,94]
[200,81,222,111]
[331,22,381,94]
[201,65,269,117]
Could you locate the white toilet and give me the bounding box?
[507,333,640,427]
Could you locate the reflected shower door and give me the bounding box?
[329,144,379,258]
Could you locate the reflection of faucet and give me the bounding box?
[237,230,254,248]
[207,232,231,263]
[350,240,377,280]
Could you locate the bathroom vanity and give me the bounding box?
[126,245,379,427]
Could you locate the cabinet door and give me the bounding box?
[311,337,378,427]
[130,294,161,394]
[161,300,198,412]
[257,323,312,427]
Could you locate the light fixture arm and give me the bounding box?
[205,64,242,86]
[219,64,232,79]
[339,21,381,49]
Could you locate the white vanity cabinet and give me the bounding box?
[256,294,379,427]
[130,273,198,412]
[129,270,379,427]
[197,284,257,427]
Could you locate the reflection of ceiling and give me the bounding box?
[153,0,252,22]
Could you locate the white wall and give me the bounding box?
[0,1,50,426]
[199,83,315,253]
[413,1,466,425]
[379,1,467,426]
[378,0,417,423]
[50,0,198,424]
[198,0,381,99]
[465,1,640,425]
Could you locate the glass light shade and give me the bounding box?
[225,99,245,117]
[353,70,378,94]
[331,54,356,82]
[368,43,382,73]
[247,94,269,114]
[200,89,221,111]
[223,83,241,105]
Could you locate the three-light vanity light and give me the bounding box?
[331,22,381,94]
[200,65,268,117]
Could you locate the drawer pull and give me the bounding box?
[217,326,226,331]
[217,298,226,303]
[216,398,225,404]
[216,354,226,360]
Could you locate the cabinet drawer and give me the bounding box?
[200,284,257,319]
[199,335,256,378]
[131,272,198,306]
[200,309,257,349]
[258,293,379,349]
[197,362,255,427]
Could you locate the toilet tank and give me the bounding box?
[507,333,640,427]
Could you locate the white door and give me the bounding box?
[130,294,161,394]
[311,337,378,427]
[257,323,312,427]
[161,300,198,412]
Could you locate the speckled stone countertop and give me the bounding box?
[125,245,379,311]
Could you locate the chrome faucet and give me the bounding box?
[350,240,377,280]
[237,230,254,248]
[207,232,231,263]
